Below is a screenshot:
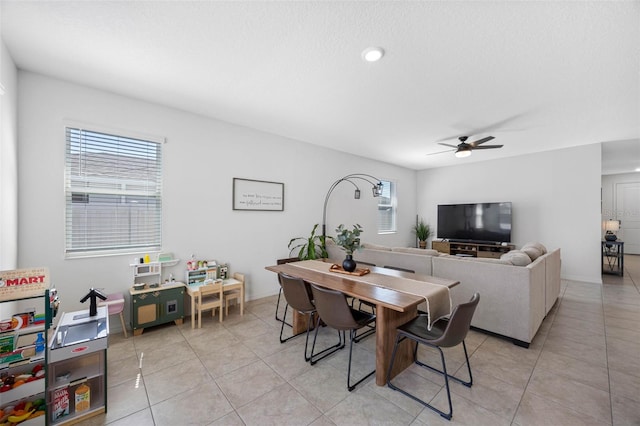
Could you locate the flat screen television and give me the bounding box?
[437,202,512,243]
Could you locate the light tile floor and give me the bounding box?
[79,255,640,425]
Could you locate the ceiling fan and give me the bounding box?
[429,136,504,158]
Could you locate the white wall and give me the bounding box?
[16,71,416,319]
[0,38,18,270]
[14,70,607,324]
[417,144,602,283]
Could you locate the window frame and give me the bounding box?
[64,125,164,259]
[377,179,397,234]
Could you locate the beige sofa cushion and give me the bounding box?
[362,243,391,251]
[522,242,547,258]
[501,250,533,266]
[392,247,440,256]
[521,246,542,261]
[469,257,513,265]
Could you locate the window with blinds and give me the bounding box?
[378,180,396,233]
[65,127,163,257]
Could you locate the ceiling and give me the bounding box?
[1,1,639,171]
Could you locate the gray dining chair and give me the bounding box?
[278,273,342,362]
[275,257,299,325]
[309,283,376,391]
[347,260,377,339]
[386,293,480,420]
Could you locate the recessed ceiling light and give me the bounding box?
[635,167,640,172]
[362,47,385,62]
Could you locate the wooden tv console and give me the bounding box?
[431,241,515,259]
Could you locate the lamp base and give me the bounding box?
[605,233,617,242]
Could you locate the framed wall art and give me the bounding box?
[233,178,284,211]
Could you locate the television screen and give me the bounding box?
[437,202,512,243]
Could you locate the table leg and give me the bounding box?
[240,284,245,315]
[191,294,195,329]
[375,304,417,386]
[291,309,311,334]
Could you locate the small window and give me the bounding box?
[378,180,396,233]
[64,127,163,257]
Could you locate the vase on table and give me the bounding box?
[342,254,357,272]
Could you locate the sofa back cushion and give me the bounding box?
[468,257,513,265]
[362,243,392,251]
[521,242,547,260]
[521,246,542,261]
[501,250,533,266]
[392,247,440,256]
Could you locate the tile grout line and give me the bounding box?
[601,272,615,426]
[506,281,565,426]
[178,320,238,425]
[131,336,157,426]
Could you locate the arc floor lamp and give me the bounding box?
[322,173,384,242]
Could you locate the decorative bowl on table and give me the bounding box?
[132,283,146,291]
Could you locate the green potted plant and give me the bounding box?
[413,219,431,249]
[333,224,363,272]
[288,224,328,260]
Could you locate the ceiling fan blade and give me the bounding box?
[473,145,504,150]
[438,143,459,148]
[427,148,456,156]
[469,136,495,147]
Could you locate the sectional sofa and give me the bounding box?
[326,241,561,347]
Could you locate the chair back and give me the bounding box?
[278,273,314,313]
[206,268,218,281]
[197,282,222,306]
[310,284,358,330]
[232,272,245,284]
[433,293,479,348]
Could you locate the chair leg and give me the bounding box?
[387,335,449,418]
[347,329,375,391]
[352,306,376,343]
[309,316,345,365]
[279,306,316,347]
[353,319,376,343]
[118,312,128,338]
[279,304,303,343]
[414,340,473,387]
[275,288,293,327]
[357,300,376,315]
[279,304,292,343]
[275,287,282,320]
[387,336,473,420]
[302,312,316,361]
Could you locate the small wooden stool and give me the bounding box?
[99,293,127,338]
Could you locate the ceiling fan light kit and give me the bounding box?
[455,148,472,158]
[430,135,504,158]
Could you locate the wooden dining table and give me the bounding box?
[265,259,458,386]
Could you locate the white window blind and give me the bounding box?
[378,180,396,233]
[65,127,162,257]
